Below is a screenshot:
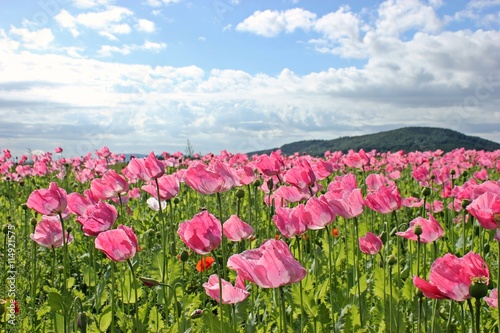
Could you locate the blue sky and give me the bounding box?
[1,0,499,158]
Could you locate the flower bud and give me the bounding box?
[173,197,180,205]
[140,277,161,288]
[422,187,431,197]
[387,254,397,266]
[413,224,423,237]
[266,178,274,190]
[235,189,245,199]
[31,218,38,227]
[77,312,87,330]
[180,250,189,262]
[469,277,489,299]
[190,309,203,319]
[253,179,262,187]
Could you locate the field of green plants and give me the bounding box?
[0,146,499,332]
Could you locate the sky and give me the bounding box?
[0,0,499,158]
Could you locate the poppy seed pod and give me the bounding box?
[469,277,489,299]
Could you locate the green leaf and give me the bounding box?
[147,306,165,331]
[83,266,97,287]
[47,290,64,312]
[99,305,112,332]
[117,270,143,304]
[66,276,75,290]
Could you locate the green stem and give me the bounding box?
[326,226,337,332]
[354,216,363,326]
[475,298,481,333]
[467,299,475,333]
[212,251,224,333]
[389,265,393,333]
[297,237,304,333]
[126,259,139,330]
[279,286,287,333]
[58,212,69,333]
[111,262,116,333]
[446,301,454,333]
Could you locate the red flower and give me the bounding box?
[196,256,215,272]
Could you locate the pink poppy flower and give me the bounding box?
[79,201,118,236]
[123,152,165,182]
[396,214,444,243]
[402,197,424,208]
[203,274,250,304]
[30,219,73,249]
[235,165,257,186]
[54,147,63,154]
[90,170,129,200]
[426,200,444,214]
[67,190,99,217]
[178,210,222,255]
[365,185,402,214]
[142,173,180,201]
[183,162,237,195]
[27,182,67,216]
[413,252,489,302]
[343,149,370,169]
[95,225,138,262]
[324,188,364,219]
[227,239,306,288]
[284,159,316,190]
[359,232,383,255]
[223,215,254,242]
[466,192,500,230]
[304,196,336,230]
[254,151,285,177]
[485,289,498,308]
[272,205,308,239]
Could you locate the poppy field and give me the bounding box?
[1,146,500,332]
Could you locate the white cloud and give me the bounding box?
[76,6,133,29]
[376,0,442,36]
[136,19,156,33]
[9,27,54,50]
[236,8,316,37]
[55,10,79,37]
[97,40,166,57]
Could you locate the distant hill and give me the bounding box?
[248,127,500,156]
